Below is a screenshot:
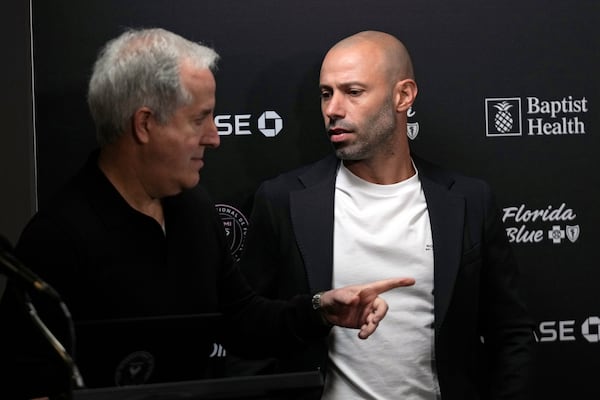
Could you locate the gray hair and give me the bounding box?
[87,28,219,146]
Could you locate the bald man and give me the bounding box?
[240,31,534,400]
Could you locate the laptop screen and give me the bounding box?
[73,313,226,388]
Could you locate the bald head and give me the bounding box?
[324,31,415,82]
[318,30,418,171]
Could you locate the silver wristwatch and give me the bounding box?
[312,291,324,310]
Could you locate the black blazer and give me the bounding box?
[241,154,534,400]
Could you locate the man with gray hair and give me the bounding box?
[10,28,414,398]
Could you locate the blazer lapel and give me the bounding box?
[290,156,338,292]
[288,153,466,329]
[419,172,465,332]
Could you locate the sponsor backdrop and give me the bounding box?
[31,0,599,397]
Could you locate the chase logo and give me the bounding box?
[582,317,600,343]
[215,110,283,137]
[485,98,522,137]
[258,111,283,137]
[535,316,600,343]
[215,204,248,262]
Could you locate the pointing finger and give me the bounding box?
[368,277,415,295]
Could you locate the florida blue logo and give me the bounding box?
[407,106,419,140]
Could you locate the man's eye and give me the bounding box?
[320,91,332,100]
[349,89,363,96]
[194,112,213,124]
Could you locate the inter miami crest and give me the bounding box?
[215,204,249,262]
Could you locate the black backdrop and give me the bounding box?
[31,1,599,397]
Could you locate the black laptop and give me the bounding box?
[73,313,227,389]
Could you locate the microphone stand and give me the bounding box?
[24,296,86,398]
[0,245,85,398]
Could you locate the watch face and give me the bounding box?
[312,292,322,310]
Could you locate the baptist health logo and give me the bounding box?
[485,96,588,136]
[215,204,249,262]
[502,203,580,245]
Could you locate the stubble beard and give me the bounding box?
[334,104,397,161]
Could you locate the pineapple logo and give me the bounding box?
[494,102,514,133]
[485,97,522,137]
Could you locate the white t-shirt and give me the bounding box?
[322,162,440,400]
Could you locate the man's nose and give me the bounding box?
[204,118,220,148]
[323,93,345,120]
